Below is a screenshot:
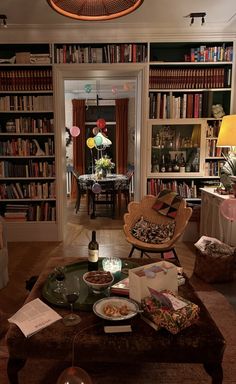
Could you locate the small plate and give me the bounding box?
[93,297,139,321]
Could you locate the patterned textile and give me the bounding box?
[141,290,200,334]
[131,216,176,244]
[152,189,182,219]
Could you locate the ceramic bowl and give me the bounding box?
[83,270,114,293]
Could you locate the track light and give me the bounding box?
[0,14,7,28]
[187,12,206,27]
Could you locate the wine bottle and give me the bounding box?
[160,154,166,173]
[88,230,99,271]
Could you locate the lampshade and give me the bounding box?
[47,0,144,21]
[217,115,236,147]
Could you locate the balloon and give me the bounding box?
[57,366,93,384]
[112,86,118,94]
[96,118,106,129]
[86,137,95,149]
[84,84,92,93]
[123,82,131,91]
[92,127,99,135]
[94,134,103,146]
[70,126,80,137]
[220,198,236,221]
[92,182,102,194]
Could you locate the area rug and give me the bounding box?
[0,279,236,384]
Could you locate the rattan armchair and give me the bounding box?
[123,194,192,261]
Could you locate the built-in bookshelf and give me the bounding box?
[0,44,56,240]
[149,42,233,120]
[0,39,234,241]
[54,43,148,64]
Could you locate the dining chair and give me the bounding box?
[71,169,90,214]
[90,180,116,219]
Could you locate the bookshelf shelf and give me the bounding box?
[0,44,56,236]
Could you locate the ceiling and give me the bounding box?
[1,0,236,38]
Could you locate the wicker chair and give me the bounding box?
[123,194,192,261]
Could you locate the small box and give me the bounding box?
[129,261,178,303]
[15,52,31,64]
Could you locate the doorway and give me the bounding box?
[53,64,148,241]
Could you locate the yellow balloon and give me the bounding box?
[86,137,95,149]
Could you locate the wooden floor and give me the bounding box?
[0,197,196,315]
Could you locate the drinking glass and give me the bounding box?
[53,266,66,294]
[62,274,81,326]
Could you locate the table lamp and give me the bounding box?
[216,114,236,193]
[216,114,236,150]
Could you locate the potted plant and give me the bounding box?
[220,154,236,195]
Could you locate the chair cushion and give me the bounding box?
[131,216,176,244]
[152,190,182,219]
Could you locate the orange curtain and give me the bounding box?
[115,98,129,174]
[71,99,86,198]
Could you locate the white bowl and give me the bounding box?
[83,271,114,293]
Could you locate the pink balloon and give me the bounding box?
[96,118,106,129]
[220,199,236,221]
[70,126,80,137]
[57,366,92,384]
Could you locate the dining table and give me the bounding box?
[78,173,129,218]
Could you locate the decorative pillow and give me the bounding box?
[152,189,182,219]
[131,216,176,244]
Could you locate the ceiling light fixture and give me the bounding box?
[47,0,144,21]
[188,12,206,26]
[0,14,7,28]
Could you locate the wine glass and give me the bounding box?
[62,274,81,326]
[53,266,65,295]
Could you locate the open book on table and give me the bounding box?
[8,298,62,337]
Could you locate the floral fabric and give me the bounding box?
[141,290,200,334]
[131,216,176,244]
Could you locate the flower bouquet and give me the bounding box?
[95,156,115,177]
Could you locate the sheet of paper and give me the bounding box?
[8,298,62,338]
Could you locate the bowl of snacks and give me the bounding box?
[83,270,114,294]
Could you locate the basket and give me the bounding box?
[194,247,235,283]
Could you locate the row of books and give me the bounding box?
[54,43,147,64]
[3,202,56,221]
[149,92,211,119]
[0,69,53,91]
[0,181,56,200]
[0,160,55,178]
[0,95,53,112]
[206,122,221,138]
[2,117,54,134]
[205,140,228,158]
[188,45,233,63]
[0,138,54,156]
[149,67,231,89]
[147,178,198,199]
[204,161,224,177]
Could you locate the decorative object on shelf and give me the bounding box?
[32,139,45,156]
[0,14,7,28]
[217,114,236,191]
[212,104,225,119]
[95,156,115,177]
[47,0,143,21]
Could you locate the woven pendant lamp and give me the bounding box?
[47,0,144,21]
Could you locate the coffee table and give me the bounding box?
[6,257,225,384]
